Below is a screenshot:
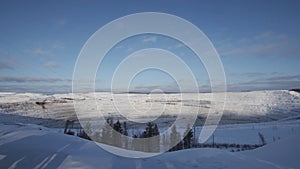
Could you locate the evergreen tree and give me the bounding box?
[145,122,154,137]
[77,121,92,140]
[122,121,129,149]
[77,129,91,140]
[113,120,123,133]
[112,120,123,147]
[162,134,170,152]
[101,118,113,145]
[170,125,182,151]
[123,121,128,136]
[142,122,153,152]
[153,124,159,136]
[132,134,142,151]
[108,118,114,128]
[93,131,101,142]
[140,122,160,152]
[152,123,160,152]
[183,124,193,149]
[84,121,92,136]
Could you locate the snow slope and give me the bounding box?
[1,122,299,169]
[244,134,300,169]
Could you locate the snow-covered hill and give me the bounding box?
[0,122,299,169]
[0,90,299,127]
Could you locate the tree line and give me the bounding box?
[65,119,266,153]
[65,118,193,152]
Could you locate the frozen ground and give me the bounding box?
[0,121,299,169]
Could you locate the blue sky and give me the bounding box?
[0,0,300,93]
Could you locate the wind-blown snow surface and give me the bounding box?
[0,122,299,169]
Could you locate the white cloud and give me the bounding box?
[54,18,67,28]
[0,76,70,83]
[115,45,124,49]
[217,31,299,57]
[142,36,157,43]
[0,61,14,70]
[25,42,65,57]
[224,74,300,91]
[174,43,185,49]
[0,84,71,93]
[44,61,59,68]
[230,72,266,78]
[26,48,53,56]
[130,53,146,58]
[127,47,134,52]
[220,43,278,56]
[167,43,185,50]
[254,31,273,40]
[52,42,65,49]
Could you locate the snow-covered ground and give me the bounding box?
[196,116,300,145]
[0,90,299,168]
[0,90,299,127]
[0,121,299,169]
